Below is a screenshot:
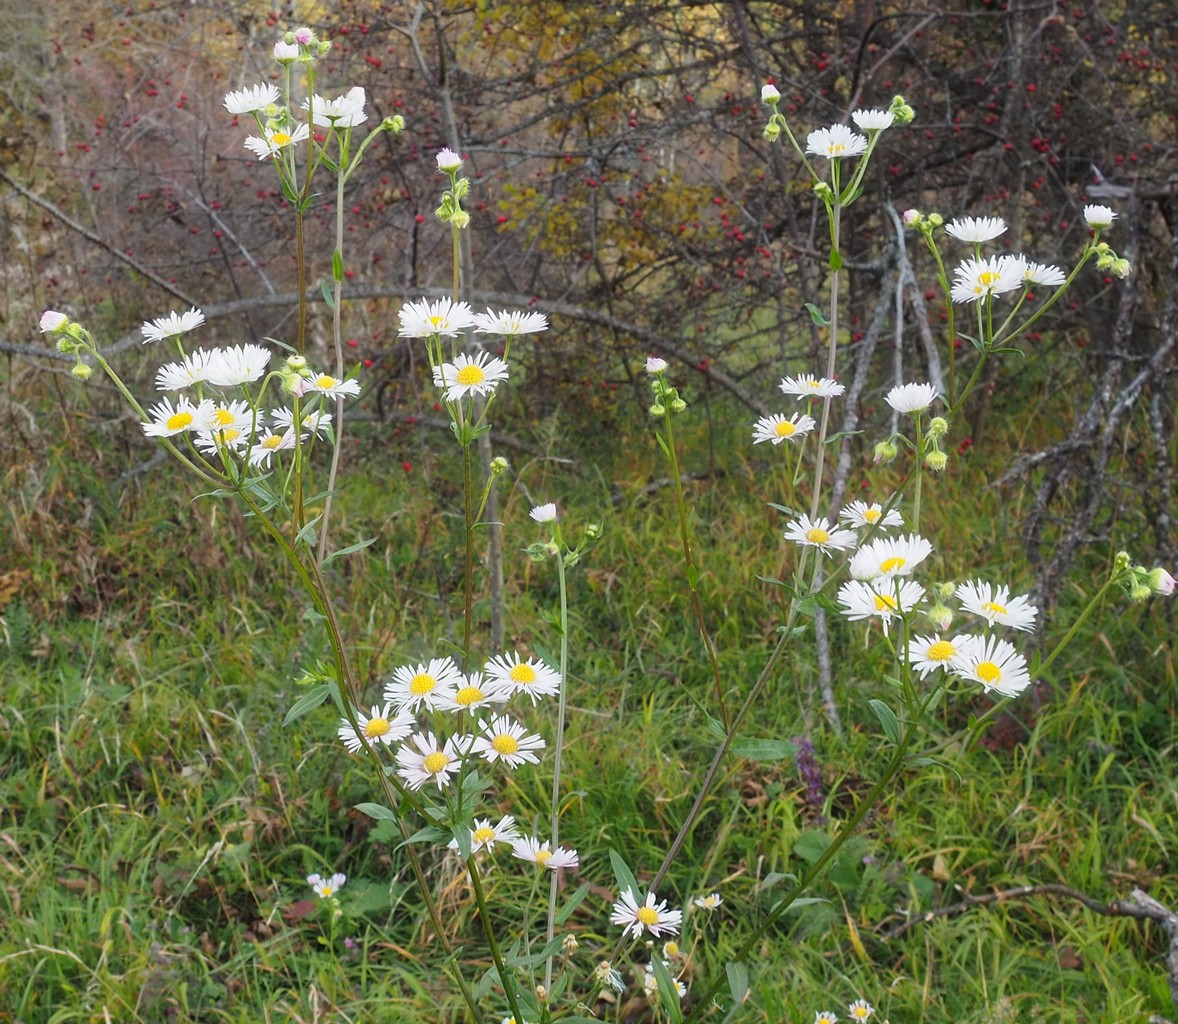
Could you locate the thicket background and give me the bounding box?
[2,1,1176,1022]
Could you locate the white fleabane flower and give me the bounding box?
[945,216,1006,243]
[483,652,561,704]
[471,714,545,768]
[243,123,310,160]
[955,579,1038,631]
[839,500,904,530]
[950,255,1026,303]
[337,702,414,753]
[512,836,579,870]
[274,39,299,61]
[610,889,683,938]
[885,381,939,414]
[814,1013,838,1024]
[779,373,845,399]
[141,307,205,344]
[952,634,1031,697]
[693,892,723,910]
[205,343,271,387]
[645,356,668,374]
[784,514,858,555]
[761,83,781,104]
[848,1000,875,1023]
[909,634,974,678]
[155,349,216,390]
[473,308,549,335]
[449,815,520,854]
[851,108,893,131]
[1020,260,1067,287]
[849,534,933,580]
[272,406,331,438]
[837,578,926,633]
[199,398,256,437]
[40,310,69,333]
[1084,204,1116,228]
[142,395,212,437]
[642,963,686,998]
[395,730,463,790]
[248,428,297,468]
[752,413,816,445]
[806,124,867,159]
[223,83,281,114]
[530,503,557,522]
[302,87,367,128]
[398,297,476,338]
[304,372,361,399]
[436,148,463,172]
[307,872,346,899]
[435,671,509,713]
[384,657,463,711]
[432,351,509,402]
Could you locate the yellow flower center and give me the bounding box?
[663,941,680,956]
[805,380,821,389]
[218,429,242,445]
[976,661,1001,686]
[863,508,882,523]
[428,314,447,328]
[983,600,1008,616]
[879,556,906,573]
[315,375,336,389]
[509,663,537,685]
[320,885,334,896]
[829,143,846,154]
[805,527,830,544]
[873,593,898,612]
[166,411,194,431]
[636,906,660,926]
[271,132,292,147]
[491,734,520,756]
[979,271,999,288]
[409,673,437,695]
[852,1011,870,1021]
[534,849,552,866]
[472,826,496,845]
[211,407,235,427]
[455,365,485,386]
[261,434,284,450]
[364,717,390,739]
[774,420,796,437]
[422,751,450,774]
[454,685,483,706]
[926,640,956,662]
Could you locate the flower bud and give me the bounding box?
[1094,241,1111,255]
[873,440,898,463]
[650,403,666,418]
[71,362,93,381]
[645,356,668,375]
[39,310,69,334]
[1111,258,1131,279]
[285,354,308,372]
[927,416,949,439]
[902,209,922,226]
[762,121,782,142]
[490,455,509,476]
[761,83,781,104]
[889,95,915,124]
[585,522,602,539]
[1130,581,1153,603]
[562,934,579,955]
[927,212,943,227]
[926,603,953,631]
[924,450,948,472]
[670,398,687,414]
[1096,253,1115,270]
[535,985,548,1004]
[1114,550,1133,570]
[1148,567,1176,596]
[451,210,471,230]
[383,115,406,134]
[813,181,834,203]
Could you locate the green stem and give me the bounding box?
[461,440,475,668]
[807,203,842,520]
[543,548,571,990]
[466,855,528,1024]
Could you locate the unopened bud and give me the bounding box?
[1130,581,1153,603]
[650,403,666,417]
[1111,258,1131,279]
[585,522,602,539]
[285,354,308,372]
[451,210,471,230]
[761,83,781,104]
[670,398,687,414]
[927,603,953,631]
[902,209,922,226]
[1149,567,1176,595]
[924,450,948,472]
[1114,550,1133,570]
[873,440,898,463]
[763,121,782,142]
[1096,253,1115,270]
[71,362,93,381]
[490,456,509,476]
[928,416,949,439]
[813,181,834,203]
[383,115,405,134]
[889,95,915,125]
[927,212,943,227]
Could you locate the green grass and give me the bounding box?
[1,368,1175,1023]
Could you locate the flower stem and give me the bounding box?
[544,548,572,990]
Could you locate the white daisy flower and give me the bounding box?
[610,888,683,938]
[642,963,686,998]
[199,398,257,438]
[952,634,1031,697]
[205,344,272,387]
[761,83,781,104]
[805,124,867,159]
[851,108,893,131]
[779,373,845,399]
[1084,205,1116,228]
[693,892,723,910]
[511,836,579,871]
[839,500,904,530]
[39,310,69,333]
[141,307,205,344]
[304,372,361,399]
[752,412,817,445]
[223,83,281,114]
[885,381,939,414]
[909,633,974,678]
[849,534,933,580]
[155,349,217,391]
[837,578,926,633]
[471,714,545,768]
[395,730,463,790]
[248,428,297,468]
[449,815,520,854]
[814,1013,838,1024]
[783,514,858,555]
[337,702,414,753]
[432,351,509,402]
[1019,260,1067,287]
[302,86,367,128]
[529,503,557,522]
[434,671,509,713]
[384,657,463,711]
[307,872,346,899]
[195,426,250,455]
[645,356,668,374]
[397,297,476,338]
[483,652,561,705]
[950,254,1026,304]
[848,1002,875,1024]
[955,580,1038,631]
[435,148,463,172]
[945,216,1006,243]
[243,123,310,159]
[472,308,549,335]
[272,406,332,438]
[141,395,212,437]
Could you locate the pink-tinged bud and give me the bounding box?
[761,83,781,104]
[274,40,298,61]
[293,26,314,45]
[645,356,668,374]
[39,310,69,333]
[902,209,921,225]
[1149,567,1176,596]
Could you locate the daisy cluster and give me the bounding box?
[133,306,356,467]
[751,374,844,446]
[337,651,577,869]
[814,1000,876,1024]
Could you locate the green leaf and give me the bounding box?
[773,895,830,914]
[685,563,699,589]
[332,248,344,282]
[354,802,398,823]
[320,279,335,310]
[804,301,830,326]
[649,956,684,1023]
[829,248,843,271]
[321,536,376,568]
[554,883,591,925]
[282,683,332,727]
[868,698,901,746]
[792,830,830,864]
[451,824,471,860]
[396,826,451,850]
[608,849,639,899]
[725,961,749,1005]
[730,738,798,762]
